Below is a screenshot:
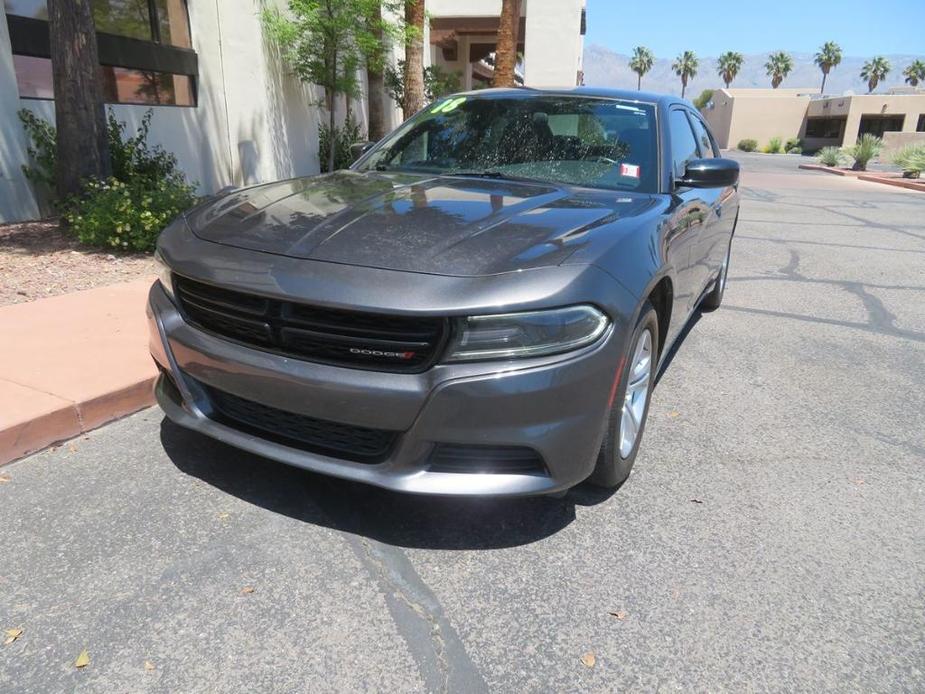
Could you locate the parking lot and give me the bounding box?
[1,152,923,692]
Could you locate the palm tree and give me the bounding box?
[492,0,520,87]
[716,51,744,88]
[629,46,654,90]
[765,51,793,88]
[672,50,698,98]
[903,60,925,87]
[814,41,842,94]
[861,56,891,93]
[402,0,426,119]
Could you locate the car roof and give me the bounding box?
[451,85,691,108]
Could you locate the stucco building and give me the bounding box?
[703,87,925,153]
[0,0,586,223]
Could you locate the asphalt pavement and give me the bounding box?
[1,152,923,692]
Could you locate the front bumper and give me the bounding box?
[148,281,627,496]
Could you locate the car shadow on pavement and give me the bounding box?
[655,308,704,386]
[160,419,616,550]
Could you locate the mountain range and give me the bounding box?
[582,44,925,97]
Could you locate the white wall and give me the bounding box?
[523,0,583,87]
[0,0,367,223]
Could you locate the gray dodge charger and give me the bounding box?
[149,87,739,496]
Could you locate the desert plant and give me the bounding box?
[629,46,655,90]
[785,136,802,154]
[737,138,758,152]
[845,134,882,171]
[716,51,744,88]
[814,41,842,93]
[765,51,794,88]
[817,146,845,167]
[861,56,891,93]
[763,136,783,154]
[891,143,925,178]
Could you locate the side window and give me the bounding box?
[668,109,699,180]
[688,114,717,158]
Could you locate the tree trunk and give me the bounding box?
[637,74,641,90]
[48,0,110,199]
[820,71,827,94]
[681,78,687,98]
[492,0,520,87]
[367,3,386,141]
[402,0,426,119]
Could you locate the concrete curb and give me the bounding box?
[798,164,925,191]
[0,279,157,466]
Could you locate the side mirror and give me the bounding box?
[350,141,375,162]
[677,158,739,188]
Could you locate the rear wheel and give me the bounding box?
[587,302,659,488]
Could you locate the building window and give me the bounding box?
[917,115,925,132]
[5,0,196,106]
[805,117,846,139]
[12,55,194,106]
[858,115,905,138]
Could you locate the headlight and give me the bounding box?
[154,249,175,301]
[444,305,609,362]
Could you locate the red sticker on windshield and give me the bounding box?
[620,163,640,178]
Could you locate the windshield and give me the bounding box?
[358,95,659,193]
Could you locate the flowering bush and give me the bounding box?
[19,108,198,252]
[64,176,196,252]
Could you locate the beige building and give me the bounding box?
[703,87,925,152]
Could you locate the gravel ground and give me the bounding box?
[0,220,155,307]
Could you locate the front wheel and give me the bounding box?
[701,240,732,311]
[587,302,659,489]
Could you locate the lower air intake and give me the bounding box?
[428,444,547,475]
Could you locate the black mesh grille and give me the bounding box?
[196,378,398,463]
[428,444,547,475]
[175,276,447,372]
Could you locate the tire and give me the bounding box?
[701,238,732,311]
[587,302,659,489]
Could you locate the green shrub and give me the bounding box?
[891,143,925,178]
[785,136,802,154]
[693,89,714,110]
[319,109,362,172]
[19,108,198,251]
[64,176,196,252]
[763,136,783,154]
[817,146,844,167]
[19,109,196,251]
[737,138,758,152]
[384,60,462,111]
[845,133,882,171]
[18,109,57,191]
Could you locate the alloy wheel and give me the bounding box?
[619,328,652,458]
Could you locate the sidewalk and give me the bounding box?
[0,278,157,465]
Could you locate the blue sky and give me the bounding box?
[584,0,925,57]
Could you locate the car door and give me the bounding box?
[665,107,710,314]
[687,111,737,286]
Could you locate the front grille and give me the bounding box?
[428,444,548,475]
[195,378,398,463]
[174,276,447,372]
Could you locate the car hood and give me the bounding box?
[186,171,657,277]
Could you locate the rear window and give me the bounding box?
[359,95,659,193]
